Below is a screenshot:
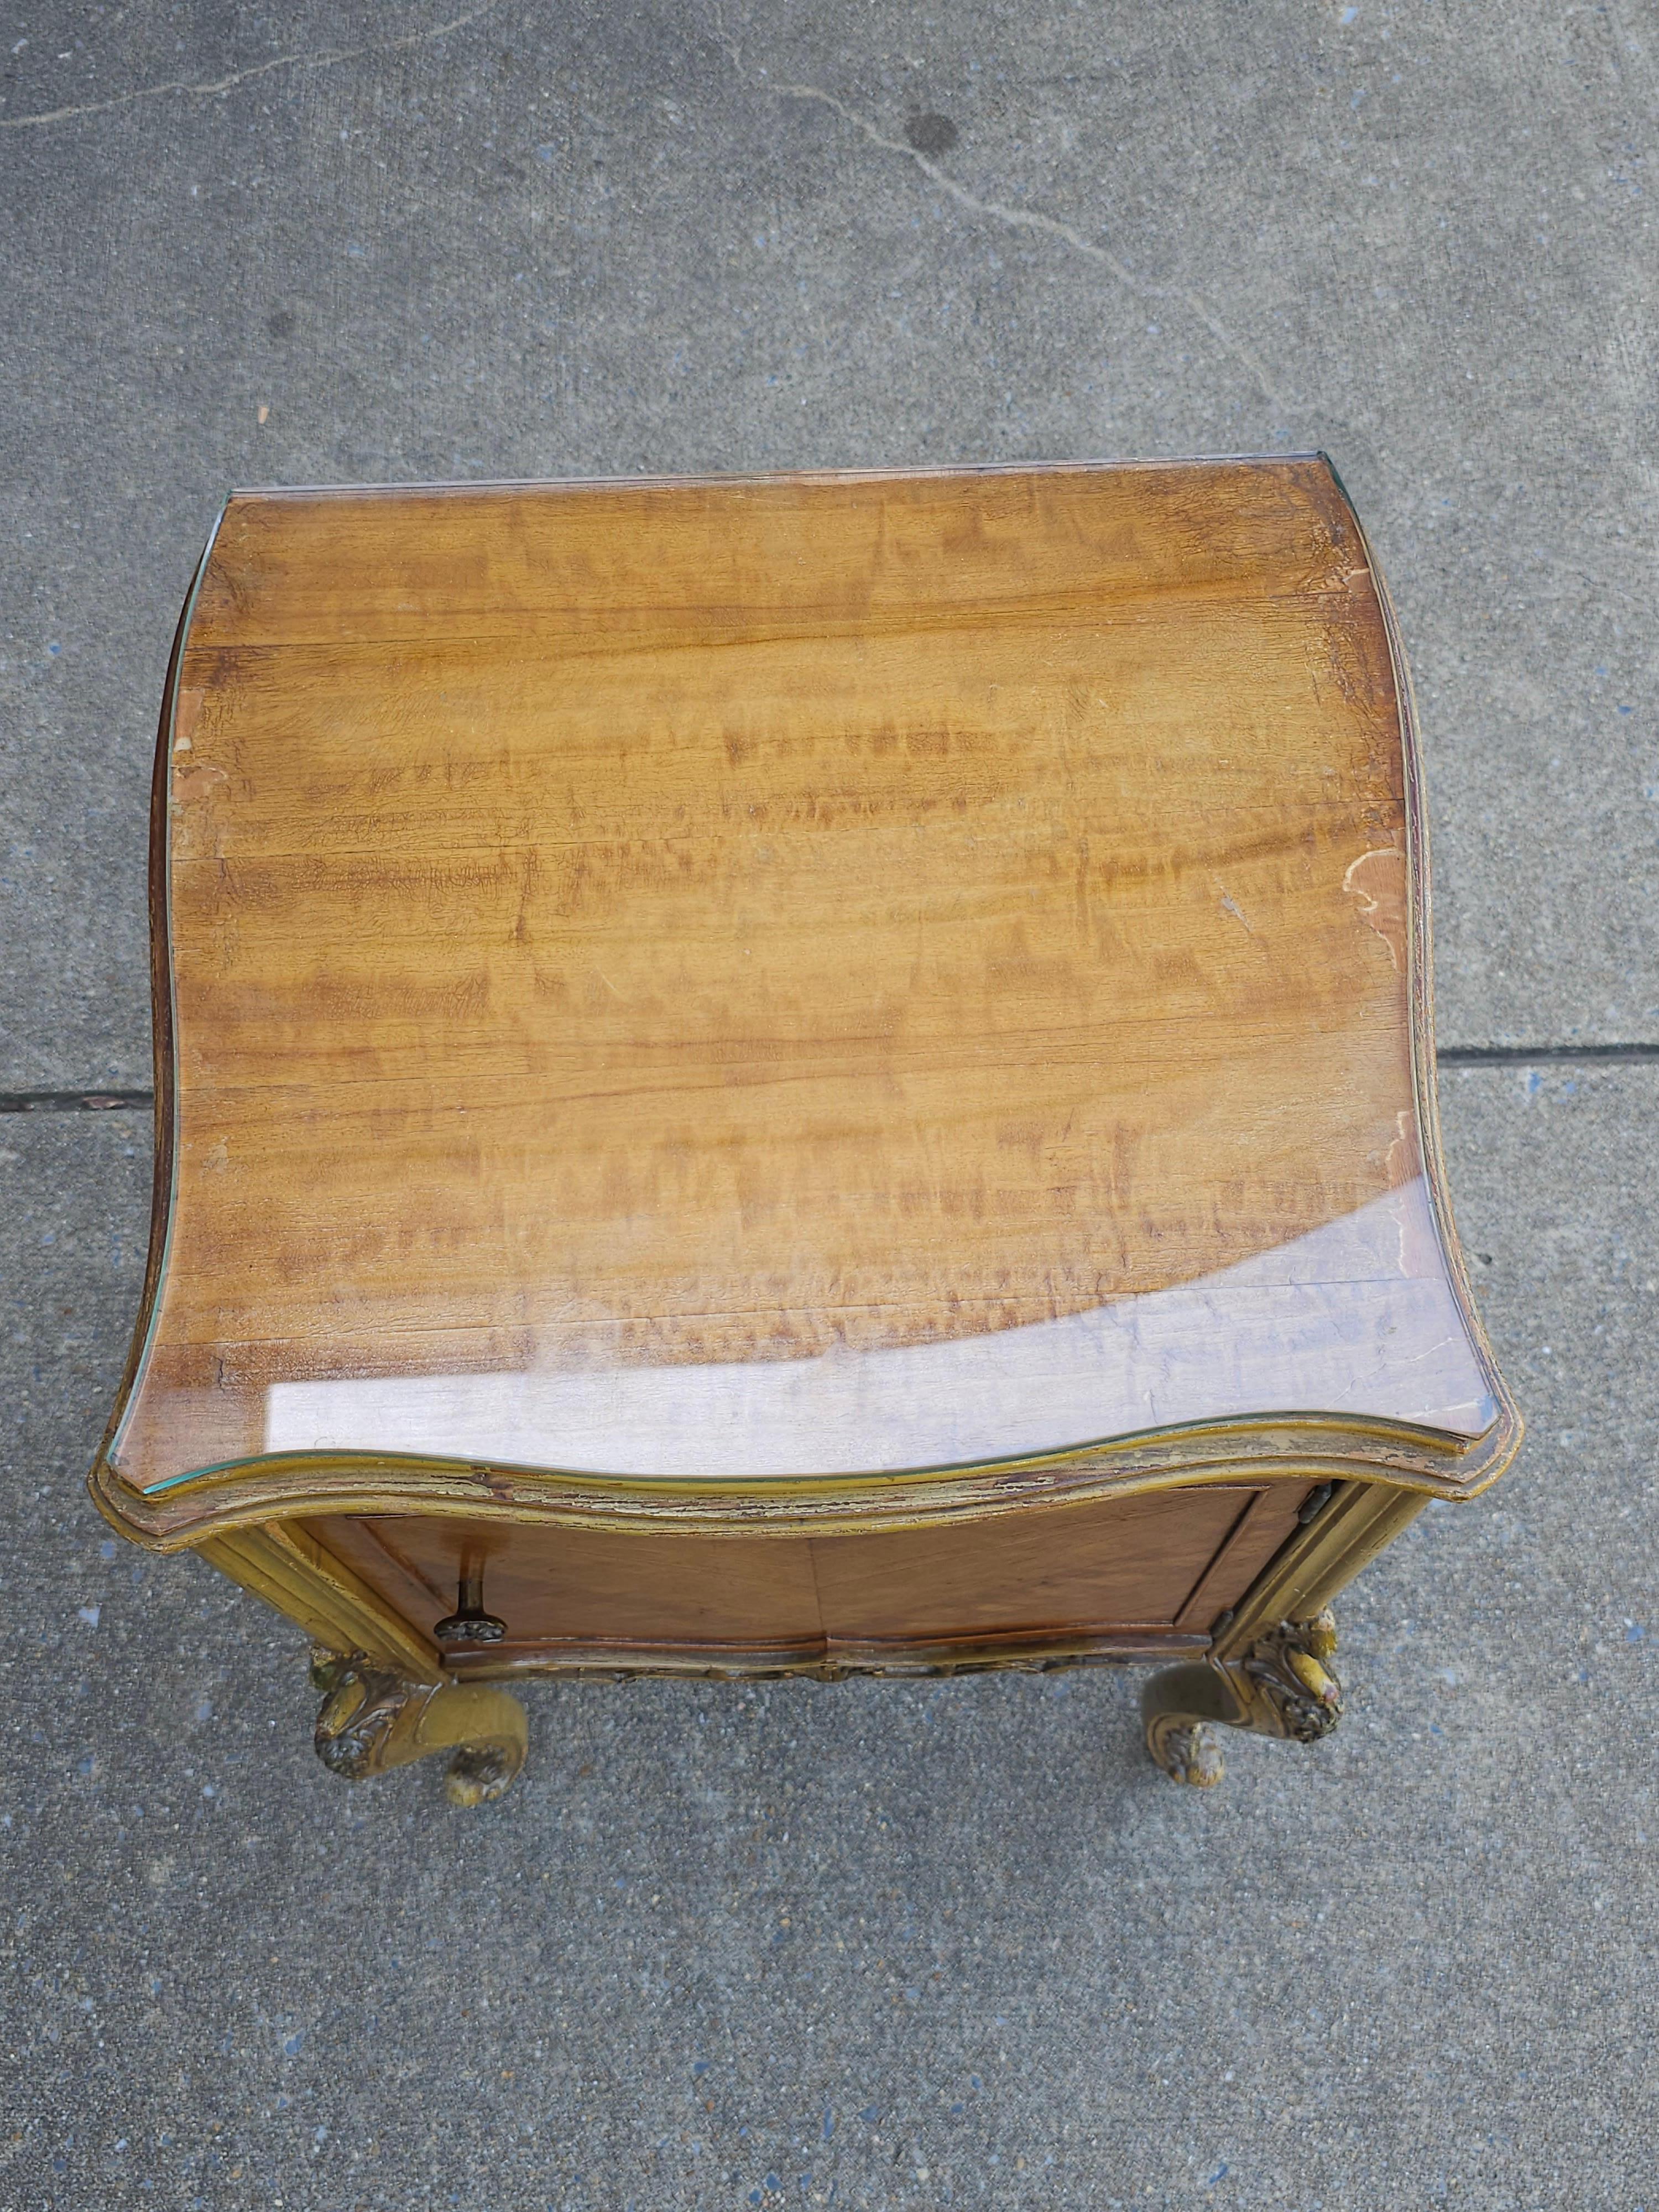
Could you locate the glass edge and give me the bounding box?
[100,501,229,1483]
[1321,454,1525,1464]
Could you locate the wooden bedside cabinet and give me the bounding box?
[91,457,1520,1803]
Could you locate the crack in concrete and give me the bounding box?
[0,1,502,129]
[734,58,1285,413]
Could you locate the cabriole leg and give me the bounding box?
[1141,1660,1244,1787]
[1142,1610,1342,1787]
[311,1652,529,1807]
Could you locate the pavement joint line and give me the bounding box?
[3,1044,1657,1117]
[0,1089,155,1114]
[1433,1043,1659,1066]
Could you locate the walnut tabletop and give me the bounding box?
[92,459,1519,1798]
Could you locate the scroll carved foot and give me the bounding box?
[1142,1610,1342,1786]
[311,1653,529,1807]
[1240,1610,1343,1744]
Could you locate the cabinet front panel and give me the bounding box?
[307,1480,1310,1665]
[808,1482,1308,1643]
[313,1514,823,1652]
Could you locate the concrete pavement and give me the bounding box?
[3,3,1655,2204]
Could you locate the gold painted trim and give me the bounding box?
[196,1521,442,1682]
[94,1407,1505,1553]
[1208,1479,1427,1661]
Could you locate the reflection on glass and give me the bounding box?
[257,1177,1493,1479]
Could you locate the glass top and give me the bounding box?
[112,462,1496,1494]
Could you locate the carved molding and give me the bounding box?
[312,1657,421,1781]
[311,1653,528,1807]
[1143,1717,1227,1788]
[1237,1609,1343,1743]
[1142,1609,1343,1786]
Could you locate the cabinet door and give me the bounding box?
[311,1514,825,1661]
[807,1483,1309,1657]
[307,1481,1310,1670]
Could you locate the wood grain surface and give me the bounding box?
[108,458,1496,1498]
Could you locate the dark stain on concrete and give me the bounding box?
[905,109,959,155]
